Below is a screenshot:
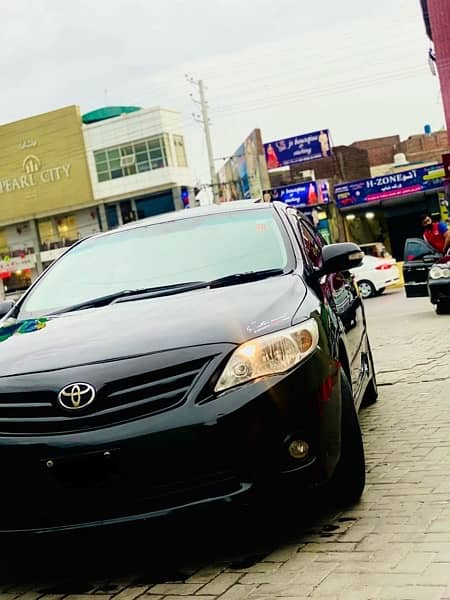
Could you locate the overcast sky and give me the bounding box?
[2,0,444,183]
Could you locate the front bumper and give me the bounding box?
[428,278,450,304]
[0,346,341,534]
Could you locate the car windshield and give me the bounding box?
[19,208,293,318]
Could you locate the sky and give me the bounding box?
[2,0,445,184]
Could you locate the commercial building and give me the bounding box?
[82,106,194,229]
[0,104,194,296]
[335,163,446,260]
[216,129,270,202]
[0,105,98,295]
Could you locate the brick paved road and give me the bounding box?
[3,289,450,600]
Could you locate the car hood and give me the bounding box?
[0,274,307,376]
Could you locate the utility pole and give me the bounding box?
[187,76,218,203]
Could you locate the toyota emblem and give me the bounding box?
[57,383,96,411]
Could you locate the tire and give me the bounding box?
[358,280,375,299]
[436,302,450,315]
[328,370,366,508]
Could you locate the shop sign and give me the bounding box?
[335,164,444,208]
[264,130,332,170]
[263,180,330,208]
[0,254,36,273]
[0,154,71,195]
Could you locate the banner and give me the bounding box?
[335,165,444,208]
[217,129,270,202]
[263,180,330,208]
[264,130,331,170]
[0,254,36,273]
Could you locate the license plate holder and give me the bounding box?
[41,449,120,488]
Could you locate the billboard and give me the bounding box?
[0,106,94,224]
[263,180,330,208]
[264,130,331,170]
[335,165,444,208]
[217,129,270,201]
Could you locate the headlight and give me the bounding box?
[430,267,450,279]
[215,319,319,393]
[430,267,442,280]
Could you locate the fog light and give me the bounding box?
[288,439,310,460]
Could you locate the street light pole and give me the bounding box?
[187,76,218,203]
[198,80,218,203]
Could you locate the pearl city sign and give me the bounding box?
[0,154,71,194]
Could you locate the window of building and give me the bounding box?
[173,135,188,167]
[94,135,168,182]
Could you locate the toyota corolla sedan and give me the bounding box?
[0,201,377,533]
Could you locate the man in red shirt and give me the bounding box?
[421,213,450,254]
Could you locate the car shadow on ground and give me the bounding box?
[0,491,348,593]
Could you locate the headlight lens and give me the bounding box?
[215,319,319,393]
[430,267,442,279]
[430,266,450,279]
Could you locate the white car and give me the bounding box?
[350,255,400,299]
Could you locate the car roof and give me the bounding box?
[89,200,281,241]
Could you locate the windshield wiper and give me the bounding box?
[208,268,285,289]
[50,281,208,314]
[47,270,285,315]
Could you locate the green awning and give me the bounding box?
[82,106,142,124]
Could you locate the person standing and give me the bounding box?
[421,213,450,254]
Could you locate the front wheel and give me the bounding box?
[436,302,450,315]
[327,370,366,508]
[358,280,375,299]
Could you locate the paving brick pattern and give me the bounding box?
[4,290,450,600]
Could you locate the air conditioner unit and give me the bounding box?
[120,154,136,168]
[299,169,315,180]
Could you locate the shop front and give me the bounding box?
[335,165,444,260]
[0,106,96,290]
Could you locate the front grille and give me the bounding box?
[0,357,211,435]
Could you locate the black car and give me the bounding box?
[403,237,450,313]
[0,201,377,533]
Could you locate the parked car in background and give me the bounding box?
[0,201,377,534]
[350,255,400,299]
[359,243,392,260]
[403,237,441,299]
[403,237,450,314]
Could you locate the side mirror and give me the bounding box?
[320,243,364,275]
[0,300,14,319]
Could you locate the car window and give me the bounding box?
[19,209,294,317]
[299,219,324,269]
[404,239,437,261]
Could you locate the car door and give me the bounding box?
[403,238,441,298]
[297,217,366,395]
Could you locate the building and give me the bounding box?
[425,0,450,145]
[82,106,194,229]
[216,129,270,202]
[333,130,449,259]
[335,163,446,260]
[0,105,97,296]
[0,104,194,296]
[352,131,449,175]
